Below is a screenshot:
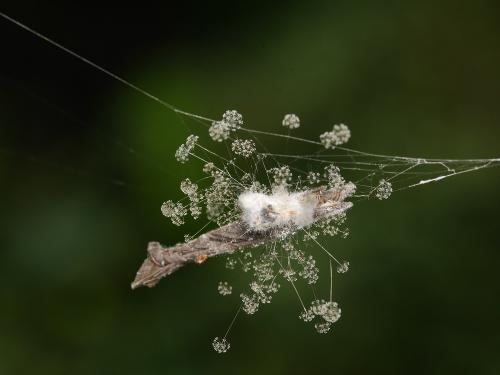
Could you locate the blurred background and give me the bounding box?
[1,1,500,374]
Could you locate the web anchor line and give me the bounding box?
[2,11,499,183]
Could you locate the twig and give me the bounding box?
[131,185,353,289]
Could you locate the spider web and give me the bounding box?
[2,10,498,200]
[215,125,500,200]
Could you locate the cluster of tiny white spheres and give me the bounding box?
[212,337,230,353]
[218,281,232,296]
[231,139,256,158]
[208,110,243,142]
[376,179,393,200]
[300,299,341,334]
[320,124,351,149]
[282,113,300,129]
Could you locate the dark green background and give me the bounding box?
[1,1,499,374]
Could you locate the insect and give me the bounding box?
[131,184,355,289]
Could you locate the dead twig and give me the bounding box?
[131,186,353,289]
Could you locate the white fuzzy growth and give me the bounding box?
[238,189,316,231]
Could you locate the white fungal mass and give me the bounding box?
[238,189,316,231]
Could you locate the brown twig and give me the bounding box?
[131,185,353,289]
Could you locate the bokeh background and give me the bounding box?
[1,1,500,374]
